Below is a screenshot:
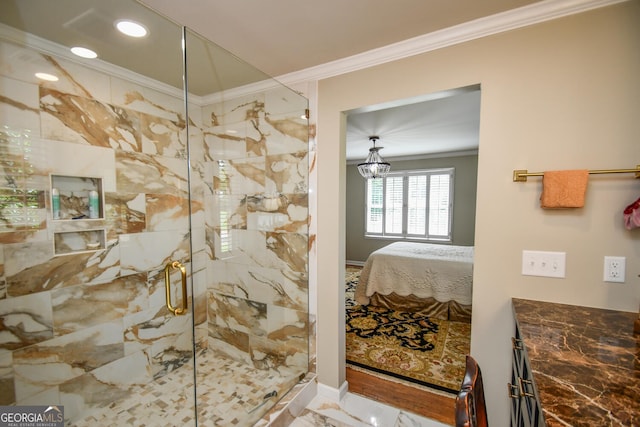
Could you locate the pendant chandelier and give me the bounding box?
[357,136,391,179]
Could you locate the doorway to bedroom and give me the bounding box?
[343,85,480,412]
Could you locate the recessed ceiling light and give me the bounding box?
[116,19,148,38]
[70,46,97,59]
[35,72,59,82]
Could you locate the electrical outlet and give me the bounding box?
[604,256,626,283]
[522,250,566,278]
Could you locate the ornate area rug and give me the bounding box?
[345,265,470,393]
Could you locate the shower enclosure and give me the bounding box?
[0,0,310,425]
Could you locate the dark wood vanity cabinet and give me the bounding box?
[511,298,640,427]
[509,321,544,427]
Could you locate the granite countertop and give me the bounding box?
[512,298,640,427]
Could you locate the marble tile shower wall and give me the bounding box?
[0,37,310,419]
[199,85,310,378]
[0,39,199,419]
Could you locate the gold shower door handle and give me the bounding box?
[164,261,188,315]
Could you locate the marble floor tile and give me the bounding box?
[67,348,451,427]
[69,349,301,427]
[292,393,451,427]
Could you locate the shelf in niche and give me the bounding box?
[51,174,103,221]
[54,229,106,256]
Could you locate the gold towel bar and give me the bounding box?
[513,165,640,182]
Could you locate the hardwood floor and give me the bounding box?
[346,366,456,426]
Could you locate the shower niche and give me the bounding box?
[51,174,103,220]
[50,174,106,255]
[53,229,106,255]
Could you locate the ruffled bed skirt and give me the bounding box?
[369,292,472,323]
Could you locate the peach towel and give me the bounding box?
[540,170,589,208]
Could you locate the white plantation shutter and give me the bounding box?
[407,175,427,235]
[365,168,453,241]
[429,174,450,236]
[384,176,404,234]
[217,160,233,255]
[366,179,383,233]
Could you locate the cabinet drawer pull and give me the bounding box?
[511,337,523,351]
[518,377,535,398]
[507,382,519,399]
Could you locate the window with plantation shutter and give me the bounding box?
[384,176,404,234]
[366,179,383,233]
[216,160,233,256]
[407,174,427,235]
[429,173,450,236]
[364,168,453,241]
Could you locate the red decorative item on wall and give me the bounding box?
[623,197,640,230]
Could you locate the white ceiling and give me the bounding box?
[138,0,511,161]
[1,0,597,161]
[140,0,541,78]
[346,86,481,162]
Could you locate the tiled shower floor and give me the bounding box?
[70,349,302,427]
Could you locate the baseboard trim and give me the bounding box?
[316,380,349,402]
[346,260,365,267]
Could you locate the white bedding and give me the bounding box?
[355,242,474,305]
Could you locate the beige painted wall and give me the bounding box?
[346,155,478,262]
[316,2,640,425]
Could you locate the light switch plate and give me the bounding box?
[522,250,566,278]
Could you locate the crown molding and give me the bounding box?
[276,0,628,87]
[0,0,627,102]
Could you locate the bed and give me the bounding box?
[354,242,474,322]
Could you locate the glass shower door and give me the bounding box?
[0,1,198,425]
[184,29,310,425]
[0,1,310,425]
